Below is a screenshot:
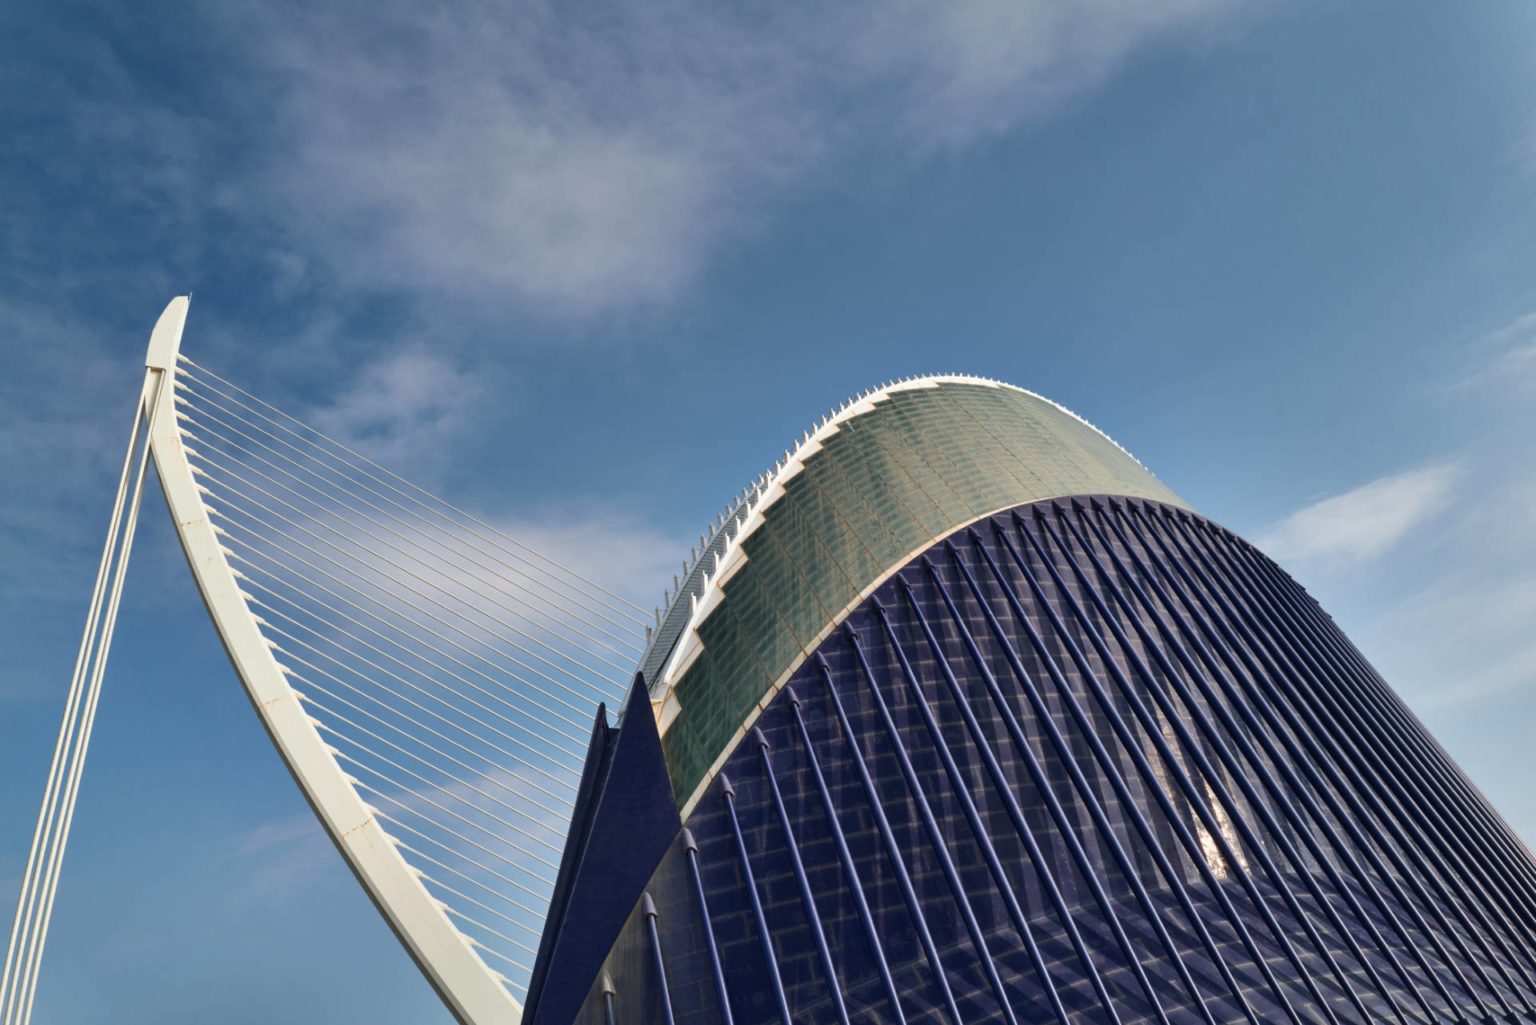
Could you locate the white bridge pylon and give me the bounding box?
[1,298,648,1025]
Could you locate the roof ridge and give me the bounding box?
[638,373,1155,689]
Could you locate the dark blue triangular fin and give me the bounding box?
[524,674,678,1024]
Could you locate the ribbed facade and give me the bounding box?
[522,380,1536,1025]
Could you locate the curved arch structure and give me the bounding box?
[145,299,523,1025]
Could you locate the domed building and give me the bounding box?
[519,375,1536,1025]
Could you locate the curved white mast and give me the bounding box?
[145,299,522,1025]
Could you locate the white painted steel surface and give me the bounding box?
[145,299,524,1025]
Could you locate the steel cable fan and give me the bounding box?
[154,300,654,1022]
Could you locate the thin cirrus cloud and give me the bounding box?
[1455,310,1536,393]
[230,812,341,907]
[308,346,485,479]
[845,0,1257,149]
[1253,463,1463,570]
[0,297,154,608]
[234,0,1261,317]
[1387,573,1536,709]
[298,350,681,609]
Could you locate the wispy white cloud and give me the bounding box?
[239,3,819,317]
[846,0,1251,150]
[491,514,682,616]
[0,0,1265,327]
[1386,574,1536,709]
[1253,463,1462,570]
[221,0,1261,317]
[243,502,668,685]
[1312,314,1536,717]
[1456,310,1536,392]
[229,813,339,907]
[309,346,484,479]
[0,298,136,607]
[1373,311,1536,709]
[1349,471,1536,711]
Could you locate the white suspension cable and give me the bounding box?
[268,630,587,789]
[187,450,621,683]
[398,842,551,923]
[0,399,142,1025]
[219,531,605,737]
[172,373,639,635]
[437,908,541,962]
[0,367,165,1025]
[299,693,575,826]
[251,591,590,760]
[169,356,641,1003]
[309,717,569,839]
[18,386,162,1025]
[195,475,614,719]
[290,679,579,814]
[5,306,648,1015]
[358,796,556,887]
[183,428,637,681]
[343,769,562,876]
[220,532,600,741]
[173,403,644,680]
[205,510,606,731]
[327,740,566,860]
[176,359,650,628]
[466,939,539,976]
[176,407,642,659]
[375,815,555,907]
[419,874,547,940]
[271,640,580,793]
[174,360,649,625]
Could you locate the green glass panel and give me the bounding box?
[740,522,820,657]
[808,432,908,572]
[879,397,997,515]
[885,392,1017,514]
[762,487,856,623]
[692,589,768,706]
[826,422,926,553]
[783,470,886,601]
[856,408,967,541]
[721,542,802,682]
[657,380,1189,810]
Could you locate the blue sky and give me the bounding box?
[3,0,1535,1021]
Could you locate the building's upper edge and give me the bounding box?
[637,374,1188,808]
[636,373,1182,700]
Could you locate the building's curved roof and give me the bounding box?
[642,374,1187,813]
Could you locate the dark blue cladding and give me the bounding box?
[552,497,1536,1025]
